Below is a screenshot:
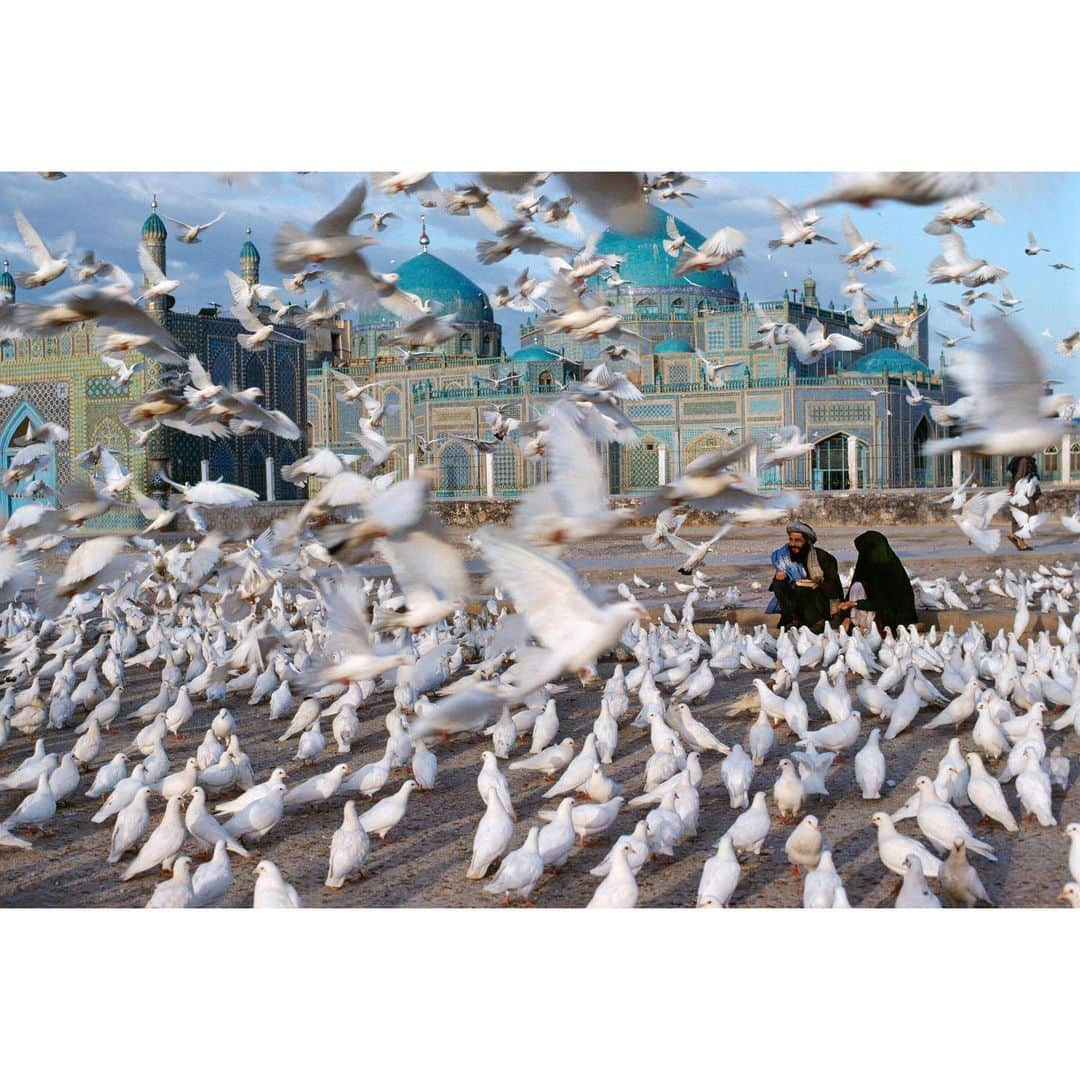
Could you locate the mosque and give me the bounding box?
[0,200,322,527]
[310,201,968,500]
[3,193,1067,529]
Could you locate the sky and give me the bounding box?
[1,170,1078,390]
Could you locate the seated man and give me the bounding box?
[766,521,843,632]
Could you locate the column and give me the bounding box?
[1062,435,1072,485]
[657,442,668,486]
[847,434,859,491]
[484,452,494,498]
[408,452,416,478]
[952,449,962,489]
[200,459,210,482]
[264,457,275,501]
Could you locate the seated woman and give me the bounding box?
[838,530,918,632]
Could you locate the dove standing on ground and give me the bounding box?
[326,801,371,889]
[854,729,886,798]
[870,811,942,877]
[940,838,992,907]
[108,786,151,864]
[586,843,638,909]
[724,791,771,856]
[121,795,187,879]
[965,752,1018,832]
[697,834,742,907]
[191,841,233,908]
[253,860,301,908]
[896,855,941,908]
[358,780,417,841]
[482,825,544,905]
[467,788,516,880]
[785,814,823,876]
[146,856,195,908]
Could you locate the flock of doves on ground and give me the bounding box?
[0,171,1078,908]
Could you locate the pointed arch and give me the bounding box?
[438,441,472,493]
[811,431,867,491]
[0,400,56,515]
[381,387,403,440]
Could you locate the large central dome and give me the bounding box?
[361,248,494,326]
[591,202,739,296]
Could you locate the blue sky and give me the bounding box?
[1,170,1077,389]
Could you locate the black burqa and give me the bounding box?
[849,531,918,631]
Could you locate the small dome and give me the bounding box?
[849,347,930,375]
[361,249,494,326]
[512,345,562,362]
[240,227,260,263]
[654,337,694,354]
[142,195,167,241]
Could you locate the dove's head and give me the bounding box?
[869,811,889,829]
[1066,823,1080,839]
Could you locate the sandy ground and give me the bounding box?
[1,525,1078,908]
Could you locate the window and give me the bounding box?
[727,316,744,349]
[460,333,473,354]
[538,370,554,387]
[913,418,935,487]
[493,440,520,491]
[1042,444,1060,479]
[439,442,471,492]
[671,298,686,319]
[376,333,388,355]
[1071,441,1080,475]
[623,443,660,492]
[706,327,724,351]
[382,388,402,439]
[481,334,491,356]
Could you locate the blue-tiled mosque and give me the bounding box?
[0,199,318,524]
[310,201,963,498]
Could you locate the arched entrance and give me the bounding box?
[1,402,57,515]
[812,432,867,491]
[912,416,933,487]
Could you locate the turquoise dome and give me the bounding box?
[849,347,930,375]
[512,345,562,362]
[362,250,494,326]
[241,238,260,261]
[142,207,167,241]
[654,337,693,354]
[591,203,739,295]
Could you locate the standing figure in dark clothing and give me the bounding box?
[766,522,843,632]
[1006,455,1041,551]
[837,530,918,632]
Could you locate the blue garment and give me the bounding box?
[765,544,807,614]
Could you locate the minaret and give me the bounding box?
[141,194,169,315]
[0,259,14,303]
[802,273,817,307]
[240,226,261,287]
[419,215,430,254]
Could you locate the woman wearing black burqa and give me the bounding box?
[838,531,918,632]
